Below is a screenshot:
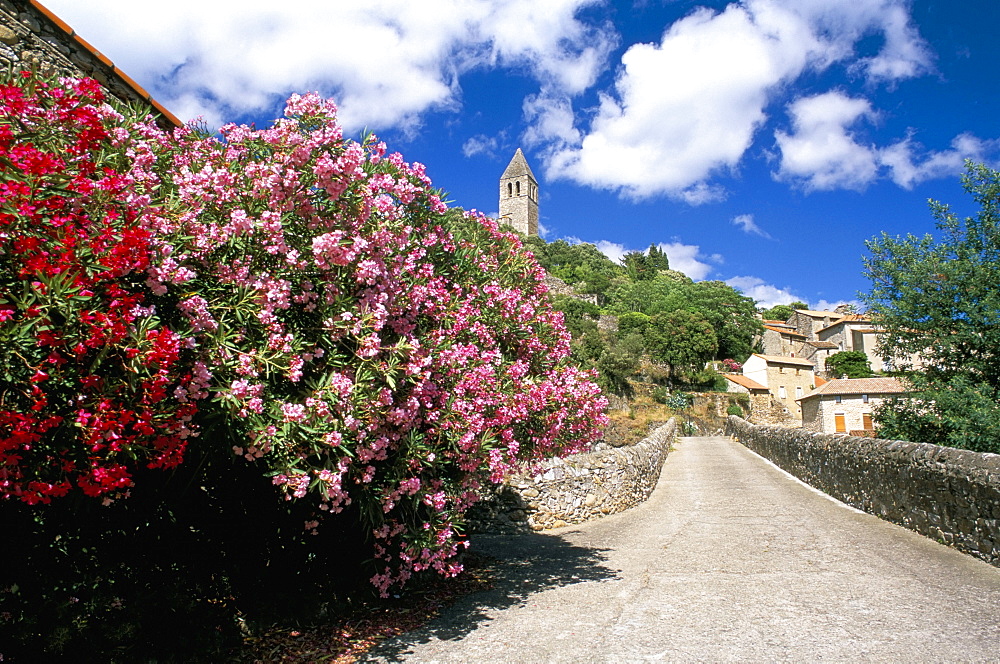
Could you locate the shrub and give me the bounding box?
[1,70,609,650]
[726,404,744,416]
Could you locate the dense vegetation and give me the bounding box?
[863,161,1000,453]
[825,351,874,379]
[0,73,606,660]
[523,236,763,396]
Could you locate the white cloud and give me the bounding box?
[775,93,1000,191]
[44,0,615,132]
[592,240,628,265]
[726,276,803,309]
[773,91,879,191]
[588,239,715,280]
[732,213,772,239]
[536,0,933,199]
[462,134,500,158]
[880,132,1000,189]
[658,242,716,280]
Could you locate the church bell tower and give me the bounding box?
[498,148,539,236]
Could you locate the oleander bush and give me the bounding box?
[0,72,607,660]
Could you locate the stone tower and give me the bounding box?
[499,148,539,236]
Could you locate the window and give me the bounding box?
[795,368,800,375]
[835,413,846,433]
[507,183,512,197]
[835,395,842,404]
[779,366,784,373]
[863,413,873,430]
[516,181,521,195]
[795,386,803,399]
[862,394,869,403]
[779,386,787,399]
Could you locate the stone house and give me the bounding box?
[0,0,179,130]
[816,313,882,368]
[797,377,907,434]
[742,354,816,420]
[797,339,839,373]
[787,309,841,340]
[761,324,807,357]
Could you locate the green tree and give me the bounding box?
[862,161,1000,452]
[645,310,718,381]
[621,243,670,281]
[524,237,622,297]
[677,280,762,362]
[760,300,807,321]
[825,351,874,378]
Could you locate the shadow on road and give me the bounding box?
[364,529,618,660]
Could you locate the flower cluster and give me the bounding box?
[1,74,608,591]
[0,74,199,504]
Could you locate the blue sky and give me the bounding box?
[46,0,999,309]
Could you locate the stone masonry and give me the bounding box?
[0,0,179,129]
[469,419,677,532]
[726,415,1000,567]
[498,148,539,236]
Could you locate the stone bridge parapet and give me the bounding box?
[469,418,677,532]
[726,415,1000,566]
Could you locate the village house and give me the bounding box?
[760,323,807,357]
[797,339,840,374]
[787,309,841,340]
[742,354,816,420]
[816,314,884,370]
[797,377,907,435]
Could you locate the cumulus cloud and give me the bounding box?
[773,91,879,191]
[774,92,1000,190]
[588,239,716,280]
[880,132,1000,189]
[725,276,804,309]
[462,134,501,158]
[45,0,615,132]
[732,213,772,239]
[536,0,933,199]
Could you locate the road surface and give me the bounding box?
[366,436,1000,662]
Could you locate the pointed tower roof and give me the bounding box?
[501,148,537,181]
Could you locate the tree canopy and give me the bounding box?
[825,351,874,379]
[862,161,1000,452]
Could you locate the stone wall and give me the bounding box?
[726,416,1000,566]
[0,0,178,128]
[469,418,677,532]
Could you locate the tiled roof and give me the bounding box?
[724,374,768,391]
[763,325,806,338]
[751,354,815,367]
[805,340,839,349]
[814,375,828,387]
[30,0,181,128]
[793,309,841,318]
[798,377,907,401]
[818,314,873,333]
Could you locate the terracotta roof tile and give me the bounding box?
[799,377,907,401]
[29,0,181,128]
[793,309,841,318]
[751,354,815,367]
[805,340,839,349]
[763,325,806,338]
[724,374,768,391]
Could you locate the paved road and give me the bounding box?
[366,436,1000,662]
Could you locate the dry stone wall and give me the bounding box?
[469,419,677,532]
[726,416,1000,567]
